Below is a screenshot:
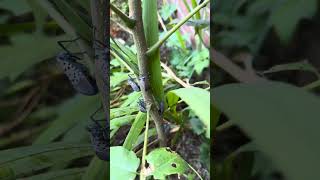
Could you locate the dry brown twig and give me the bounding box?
[211,48,265,83]
[0,87,42,136]
[161,62,191,88]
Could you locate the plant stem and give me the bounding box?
[143,0,164,103]
[90,0,109,121]
[129,0,167,146]
[110,3,136,29]
[140,109,150,180]
[303,80,320,90]
[146,0,210,56]
[212,48,265,83]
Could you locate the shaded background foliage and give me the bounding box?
[0,0,106,179]
[213,0,320,180]
[0,0,210,179]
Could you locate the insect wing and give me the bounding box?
[87,123,109,161]
[138,99,147,113]
[57,56,98,96]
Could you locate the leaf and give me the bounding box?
[110,106,138,119]
[0,34,68,79]
[0,0,31,15]
[110,146,140,180]
[133,128,157,149]
[262,60,320,77]
[189,118,205,135]
[120,91,141,108]
[110,115,136,130]
[23,168,86,180]
[123,112,147,150]
[160,3,177,21]
[213,81,320,180]
[110,72,128,87]
[270,0,317,43]
[53,0,91,41]
[34,95,99,144]
[168,87,210,138]
[145,148,188,179]
[82,157,108,180]
[189,49,209,75]
[0,142,92,179]
[27,0,48,33]
[212,105,220,134]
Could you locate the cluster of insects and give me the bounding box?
[127,74,148,113]
[55,36,166,161]
[127,74,164,115]
[56,37,109,161]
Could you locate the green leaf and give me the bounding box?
[27,0,48,33]
[110,72,128,87]
[53,0,91,41]
[160,3,177,21]
[168,87,210,138]
[110,146,140,180]
[34,95,99,144]
[270,0,317,43]
[120,91,141,108]
[189,49,209,75]
[0,142,92,179]
[110,115,136,130]
[110,106,138,119]
[189,118,205,135]
[213,81,320,180]
[123,112,147,150]
[23,168,86,180]
[0,0,31,15]
[212,105,220,134]
[0,34,68,79]
[263,60,320,77]
[145,148,188,179]
[82,157,108,180]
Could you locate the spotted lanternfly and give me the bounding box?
[128,74,140,92]
[86,108,109,161]
[56,39,98,96]
[139,75,149,91]
[158,100,165,115]
[163,122,171,135]
[137,99,147,113]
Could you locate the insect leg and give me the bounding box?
[57,37,81,53]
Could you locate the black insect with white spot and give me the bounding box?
[139,75,149,91]
[137,98,147,113]
[158,100,165,115]
[86,108,109,161]
[56,39,98,96]
[128,74,140,92]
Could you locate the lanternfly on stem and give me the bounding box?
[128,74,141,92]
[86,107,109,161]
[137,98,147,113]
[56,38,98,96]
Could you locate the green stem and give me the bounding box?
[110,3,136,29]
[140,109,150,180]
[303,80,320,90]
[146,0,209,56]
